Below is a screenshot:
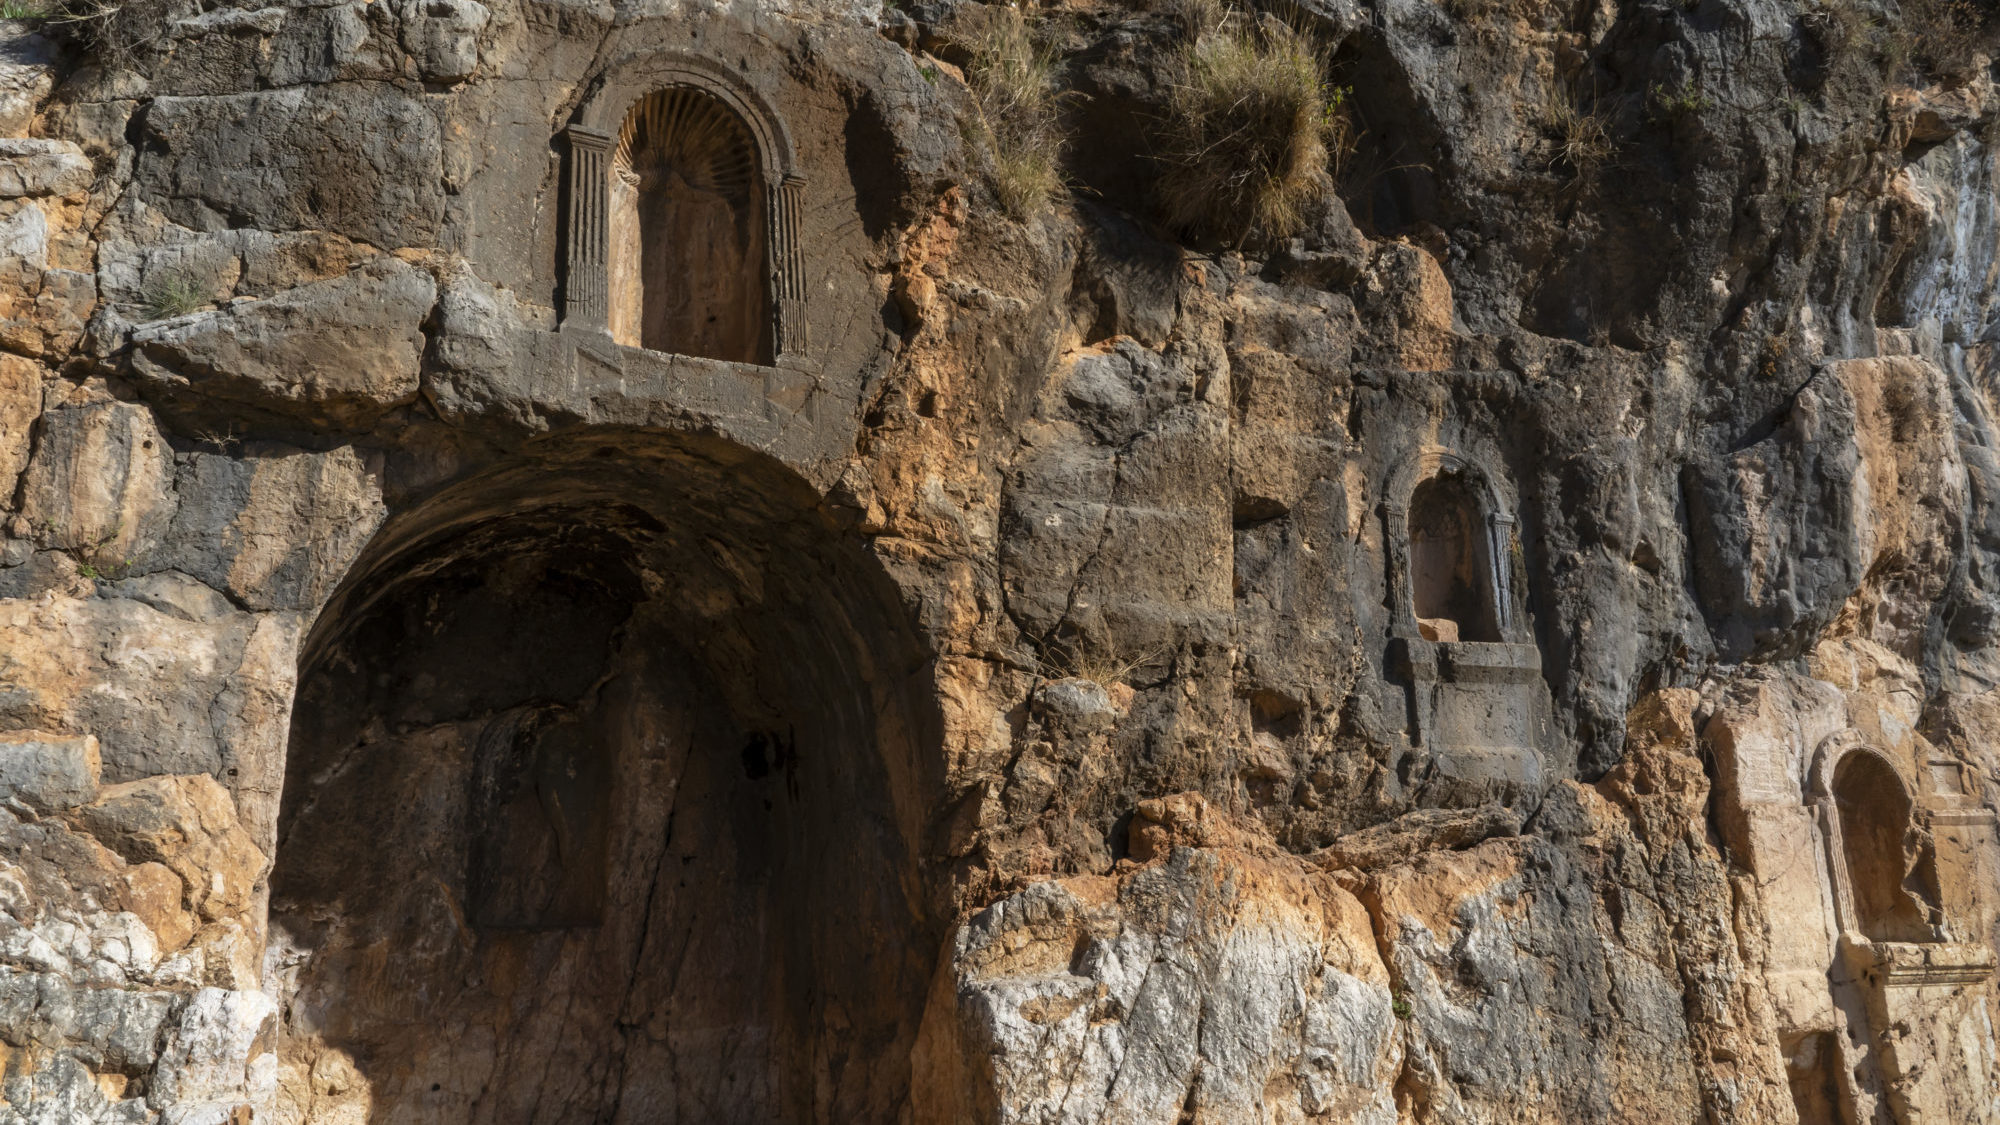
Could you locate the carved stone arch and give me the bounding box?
[1383,448,1516,520]
[576,54,800,179]
[1807,732,1914,802]
[267,432,940,1121]
[1375,444,1549,806]
[562,54,807,363]
[1381,448,1524,645]
[1809,734,1937,943]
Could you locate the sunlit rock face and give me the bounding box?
[0,2,1998,1124]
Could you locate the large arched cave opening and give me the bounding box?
[267,433,938,1124]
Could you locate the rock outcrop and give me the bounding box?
[0,0,1995,1122]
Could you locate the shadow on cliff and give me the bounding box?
[266,428,945,1124]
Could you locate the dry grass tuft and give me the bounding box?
[1037,637,1168,690]
[140,271,208,321]
[1547,86,1612,180]
[1154,0,1224,39]
[955,7,1066,218]
[1899,0,1992,78]
[1154,11,1348,246]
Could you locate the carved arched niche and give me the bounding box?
[1835,753,1936,942]
[1809,739,1942,945]
[1385,452,1526,649]
[1381,450,1547,803]
[563,57,807,365]
[1408,471,1503,643]
[609,88,768,359]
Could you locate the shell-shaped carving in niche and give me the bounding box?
[608,87,770,363]
[614,87,761,203]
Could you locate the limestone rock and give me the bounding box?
[0,731,99,812]
[0,26,56,139]
[0,140,90,200]
[917,847,1402,1124]
[18,400,174,563]
[394,0,489,84]
[133,86,444,248]
[129,258,435,428]
[0,350,37,501]
[0,593,298,789]
[1316,803,1520,870]
[70,775,265,924]
[149,444,385,612]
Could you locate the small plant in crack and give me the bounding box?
[74,558,131,581]
[139,270,209,321]
[1546,85,1613,181]
[1649,79,1712,122]
[1037,636,1168,690]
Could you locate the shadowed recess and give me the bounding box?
[1833,752,1935,944]
[269,432,939,1124]
[1409,471,1500,644]
[609,87,771,363]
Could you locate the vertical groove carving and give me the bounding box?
[1488,512,1516,639]
[564,125,614,330]
[774,174,808,358]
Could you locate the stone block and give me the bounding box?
[133,86,443,248]
[150,444,385,613]
[396,0,489,83]
[0,139,90,199]
[129,257,435,428]
[0,27,56,139]
[0,350,37,502]
[18,400,174,561]
[70,775,266,924]
[0,731,99,812]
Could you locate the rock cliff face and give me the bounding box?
[0,0,1996,1122]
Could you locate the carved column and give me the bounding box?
[1381,501,1433,747]
[1382,502,1413,631]
[563,125,615,331]
[771,174,808,359]
[1486,511,1517,639]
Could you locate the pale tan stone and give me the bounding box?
[71,774,267,925]
[0,349,36,502]
[19,398,173,562]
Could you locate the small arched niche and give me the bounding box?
[1380,450,1546,805]
[608,87,770,361]
[561,57,808,366]
[1832,751,1937,943]
[1407,471,1501,644]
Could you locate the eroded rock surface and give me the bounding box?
[0,1,1995,1123]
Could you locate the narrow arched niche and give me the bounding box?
[267,439,936,1124]
[608,87,771,362]
[1407,471,1500,643]
[1832,752,1935,943]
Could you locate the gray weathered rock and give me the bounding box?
[0,732,98,812]
[132,86,444,248]
[18,400,174,563]
[0,140,90,199]
[129,258,435,428]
